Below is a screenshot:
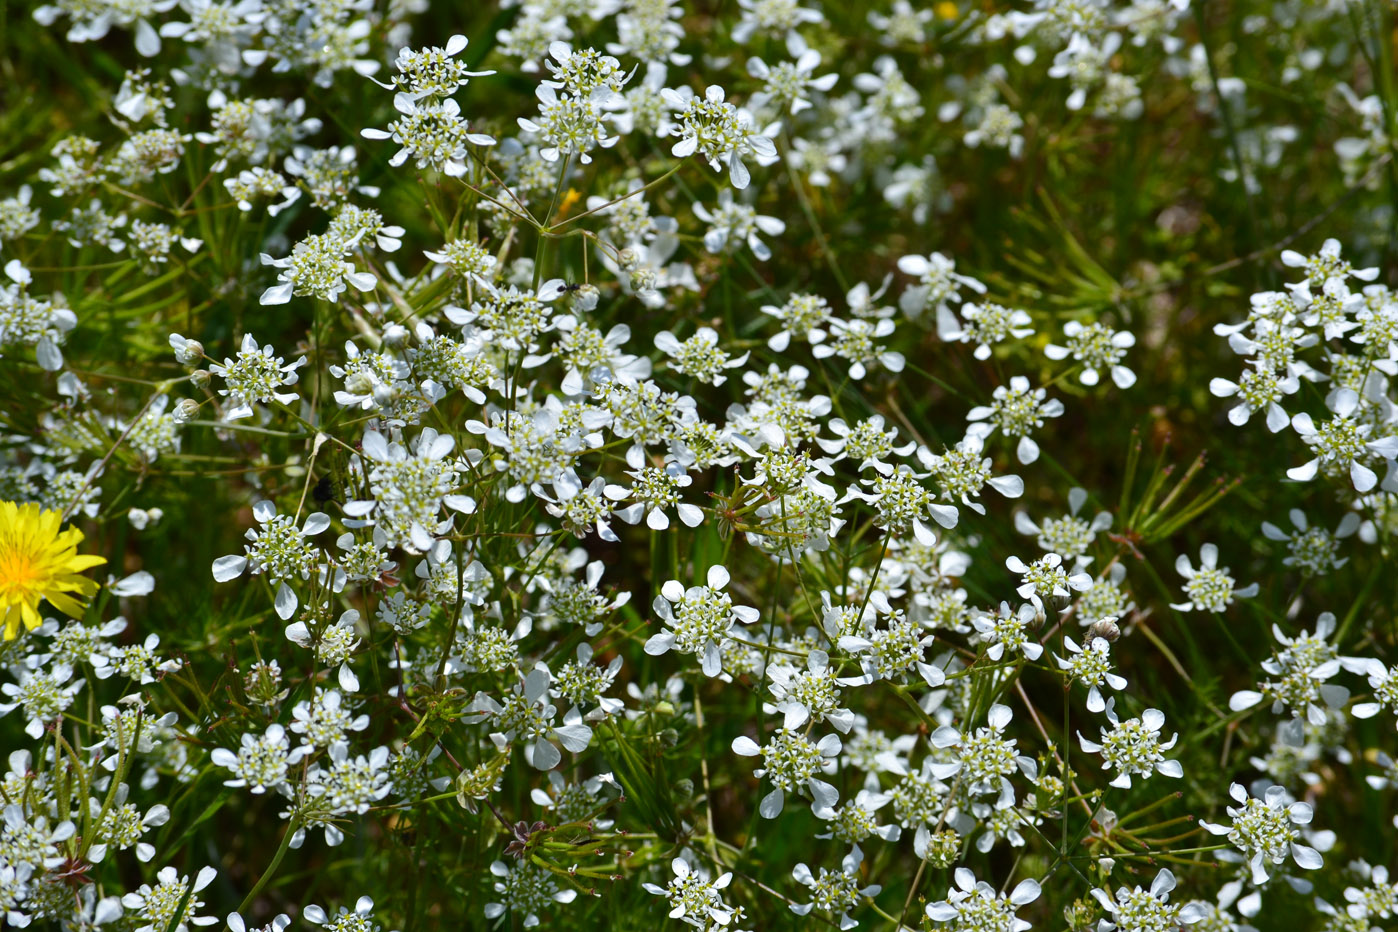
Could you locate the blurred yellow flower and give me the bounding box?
[0,501,106,640]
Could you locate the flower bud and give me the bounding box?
[571,283,599,312]
[174,338,203,364]
[173,398,200,423]
[1086,618,1121,643]
[617,247,639,271]
[630,267,657,293]
[188,369,210,388]
[345,371,377,395]
[921,829,961,868]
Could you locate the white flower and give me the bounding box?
[373,35,494,100]
[210,723,305,794]
[343,428,473,552]
[817,415,916,475]
[831,591,944,687]
[211,500,330,621]
[1210,364,1303,432]
[304,897,394,932]
[1092,868,1207,932]
[732,0,824,44]
[896,251,986,323]
[517,83,619,164]
[290,688,370,751]
[1006,552,1093,609]
[971,602,1045,662]
[284,608,363,692]
[925,868,1041,932]
[941,302,1034,360]
[0,803,76,867]
[541,469,628,542]
[0,662,83,739]
[85,784,169,864]
[645,564,760,677]
[868,0,935,46]
[814,788,902,843]
[917,434,1023,518]
[693,189,785,259]
[1055,634,1127,713]
[928,703,1038,803]
[747,33,839,116]
[259,231,377,306]
[0,259,77,370]
[1013,487,1112,561]
[467,667,592,770]
[655,326,748,385]
[732,727,842,817]
[484,861,576,928]
[543,42,631,100]
[1045,320,1137,388]
[1170,543,1258,613]
[1280,237,1379,288]
[1341,861,1398,921]
[966,376,1064,464]
[844,466,958,543]
[616,462,703,530]
[1078,700,1183,788]
[121,865,218,932]
[1199,783,1322,883]
[662,84,777,189]
[1286,388,1398,492]
[789,844,881,929]
[208,333,307,420]
[1260,509,1360,575]
[228,912,291,932]
[1353,661,1398,724]
[1228,612,1366,741]
[767,650,854,732]
[813,317,905,380]
[642,856,736,928]
[360,93,495,177]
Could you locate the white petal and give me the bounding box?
[212,555,247,582]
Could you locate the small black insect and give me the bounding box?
[312,448,349,505]
[312,474,340,505]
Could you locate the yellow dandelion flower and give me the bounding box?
[0,501,107,641]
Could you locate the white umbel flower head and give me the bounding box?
[1055,633,1127,713]
[209,334,306,421]
[732,726,842,818]
[1091,868,1208,932]
[925,868,1041,932]
[1260,509,1360,575]
[1078,700,1182,788]
[1286,388,1398,492]
[642,856,736,928]
[1199,783,1322,884]
[645,564,760,677]
[789,844,881,930]
[966,376,1064,464]
[1045,319,1137,388]
[1170,543,1258,613]
[662,84,777,189]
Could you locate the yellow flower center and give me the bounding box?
[0,501,107,640]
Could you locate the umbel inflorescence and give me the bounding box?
[1,0,1397,930]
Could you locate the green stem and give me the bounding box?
[236,819,300,914]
